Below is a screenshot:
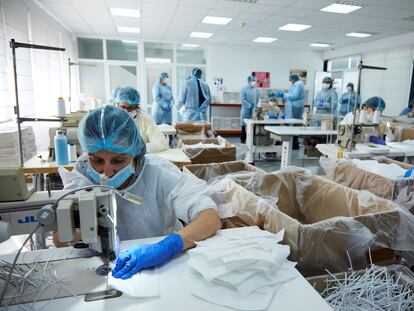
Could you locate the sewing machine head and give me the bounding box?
[336,123,385,150]
[303,112,337,130]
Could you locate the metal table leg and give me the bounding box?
[245,122,254,163]
[281,135,293,169]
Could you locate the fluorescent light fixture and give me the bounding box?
[145,57,171,63]
[346,32,372,38]
[279,23,311,31]
[190,32,213,38]
[310,42,331,47]
[320,3,361,14]
[117,26,140,33]
[121,40,137,44]
[253,37,277,43]
[202,16,232,25]
[182,43,199,48]
[110,8,141,18]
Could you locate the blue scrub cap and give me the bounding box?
[78,105,146,157]
[362,96,386,111]
[289,74,299,82]
[247,75,257,83]
[112,86,141,106]
[159,72,169,80]
[192,68,202,79]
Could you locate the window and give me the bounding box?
[177,49,206,64]
[327,55,361,71]
[77,38,103,59]
[107,40,138,61]
[144,42,173,63]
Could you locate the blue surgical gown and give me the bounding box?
[338,91,360,116]
[152,82,174,125]
[240,86,260,125]
[314,88,338,115]
[284,80,305,119]
[177,77,211,122]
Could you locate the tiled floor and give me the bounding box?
[224,135,324,175]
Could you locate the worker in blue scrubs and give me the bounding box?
[314,76,338,115]
[240,75,260,143]
[177,68,211,122]
[338,82,360,117]
[283,74,305,119]
[399,99,414,117]
[152,72,174,125]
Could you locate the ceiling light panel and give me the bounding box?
[279,23,311,31]
[346,32,372,37]
[320,3,361,14]
[190,32,213,38]
[110,8,141,18]
[117,26,140,33]
[310,43,331,47]
[202,16,233,25]
[253,37,277,43]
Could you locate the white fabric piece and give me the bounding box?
[185,142,226,148]
[189,227,297,310]
[191,271,281,311]
[108,269,160,298]
[352,159,406,180]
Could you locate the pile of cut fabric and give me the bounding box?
[188,226,298,311]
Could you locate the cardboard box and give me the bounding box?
[174,122,213,141]
[183,160,266,182]
[321,157,414,213]
[223,167,414,276]
[177,137,236,164]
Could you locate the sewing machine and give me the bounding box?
[303,112,336,130]
[336,123,386,150]
[0,168,117,261]
[48,112,87,161]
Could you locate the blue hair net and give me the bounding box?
[78,105,146,157]
[247,75,257,83]
[362,96,386,111]
[112,86,141,106]
[192,68,202,79]
[289,74,299,82]
[159,72,169,80]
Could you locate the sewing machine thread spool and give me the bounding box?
[373,110,381,124]
[359,109,368,123]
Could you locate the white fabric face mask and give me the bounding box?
[322,83,330,90]
[250,81,257,87]
[347,87,352,92]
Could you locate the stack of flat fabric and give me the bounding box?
[0,126,37,165]
[188,226,298,311]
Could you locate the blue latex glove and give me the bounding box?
[112,233,183,279]
[275,91,284,98]
[249,103,255,110]
[268,112,276,119]
[164,103,172,112]
[280,114,286,120]
[404,167,414,178]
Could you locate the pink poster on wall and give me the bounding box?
[252,71,271,88]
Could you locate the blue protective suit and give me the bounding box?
[152,82,174,125]
[314,88,338,115]
[284,80,305,119]
[177,77,211,122]
[338,91,360,116]
[240,85,260,125]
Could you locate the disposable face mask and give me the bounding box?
[347,87,352,92]
[129,110,138,119]
[322,83,330,90]
[163,78,169,84]
[250,81,257,87]
[87,161,135,189]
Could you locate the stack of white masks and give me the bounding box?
[188,226,297,311]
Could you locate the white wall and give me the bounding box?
[324,32,414,117]
[206,44,324,103]
[0,0,77,153]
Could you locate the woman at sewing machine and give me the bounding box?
[55,105,221,280]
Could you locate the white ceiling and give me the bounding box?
[36,0,414,50]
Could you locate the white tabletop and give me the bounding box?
[3,237,332,311]
[244,118,304,125]
[265,126,337,137]
[387,141,414,156]
[316,143,406,159]
[157,124,177,135]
